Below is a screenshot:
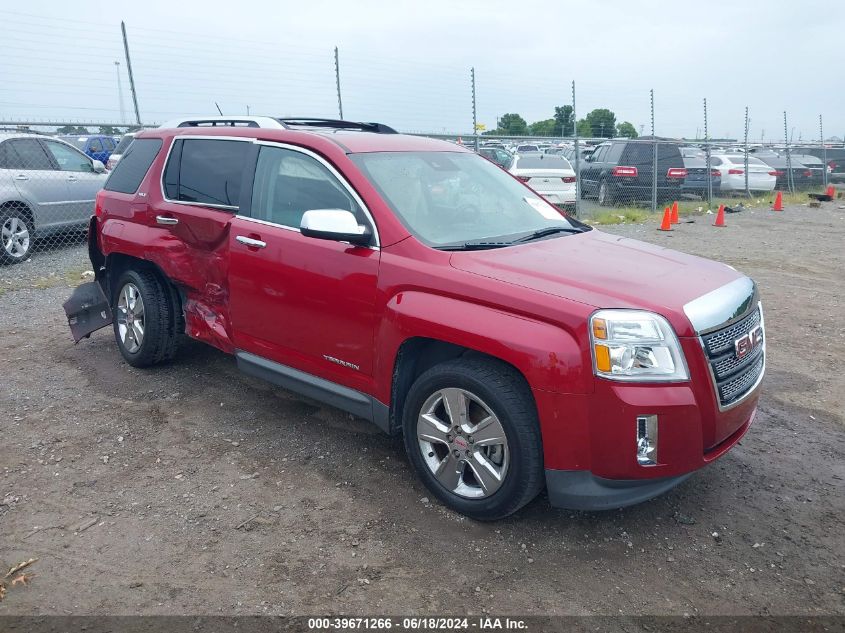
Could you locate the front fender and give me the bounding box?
[374,290,593,404]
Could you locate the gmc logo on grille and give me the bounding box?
[734,325,763,360]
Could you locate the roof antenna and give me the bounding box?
[215,102,223,115]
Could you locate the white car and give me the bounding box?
[711,154,776,193]
[509,154,576,210]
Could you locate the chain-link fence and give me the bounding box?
[1,10,842,266]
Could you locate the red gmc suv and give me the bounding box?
[64,118,765,520]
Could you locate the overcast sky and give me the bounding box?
[1,0,842,140]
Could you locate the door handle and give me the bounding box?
[67,175,78,182]
[235,235,266,248]
[14,175,29,181]
[156,215,179,226]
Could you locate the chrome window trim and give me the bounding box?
[159,135,255,212]
[246,140,380,248]
[683,276,758,335]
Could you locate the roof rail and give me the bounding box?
[278,118,398,134]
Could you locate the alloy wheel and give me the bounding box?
[1,217,30,259]
[116,282,145,353]
[417,387,510,499]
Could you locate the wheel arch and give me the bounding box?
[389,337,534,434]
[0,199,36,227]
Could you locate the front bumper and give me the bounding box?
[545,469,693,511]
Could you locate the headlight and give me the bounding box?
[590,310,689,382]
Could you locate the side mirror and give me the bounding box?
[92,160,106,174]
[300,209,372,246]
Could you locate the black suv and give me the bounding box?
[579,139,686,206]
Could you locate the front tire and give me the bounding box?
[0,206,34,265]
[402,358,544,520]
[112,268,181,367]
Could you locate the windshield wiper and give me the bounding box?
[513,226,585,243]
[436,241,514,251]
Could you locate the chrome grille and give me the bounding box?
[712,341,764,380]
[701,306,764,408]
[718,356,764,404]
[702,309,761,356]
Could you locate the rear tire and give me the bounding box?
[112,268,182,367]
[402,357,544,521]
[598,180,615,207]
[0,205,34,265]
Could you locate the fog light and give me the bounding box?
[637,415,658,466]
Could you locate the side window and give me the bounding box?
[42,141,94,172]
[250,145,364,230]
[89,138,104,153]
[606,143,624,164]
[103,137,116,150]
[591,145,609,163]
[0,141,8,169]
[105,138,163,194]
[163,139,249,209]
[5,139,55,170]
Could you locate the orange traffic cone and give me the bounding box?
[657,206,672,231]
[772,191,783,211]
[671,201,680,224]
[826,185,835,198]
[713,204,726,227]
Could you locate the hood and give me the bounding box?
[449,229,744,337]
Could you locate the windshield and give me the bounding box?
[351,151,579,248]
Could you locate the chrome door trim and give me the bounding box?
[155,215,179,226]
[158,135,254,212]
[251,139,381,248]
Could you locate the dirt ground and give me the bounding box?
[1,201,843,617]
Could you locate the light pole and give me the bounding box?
[114,61,126,125]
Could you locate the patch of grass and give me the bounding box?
[587,208,651,225]
[586,187,827,224]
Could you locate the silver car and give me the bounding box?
[0,132,107,264]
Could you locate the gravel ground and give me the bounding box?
[0,201,843,617]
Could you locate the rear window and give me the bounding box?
[62,137,87,150]
[517,145,539,152]
[621,142,682,166]
[516,156,572,170]
[163,138,250,208]
[104,138,163,194]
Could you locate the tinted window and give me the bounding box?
[164,139,249,208]
[250,146,364,229]
[105,138,163,194]
[591,145,609,162]
[5,139,54,170]
[114,134,135,154]
[42,140,94,172]
[606,143,624,163]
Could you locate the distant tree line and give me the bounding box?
[55,125,141,135]
[485,107,637,138]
